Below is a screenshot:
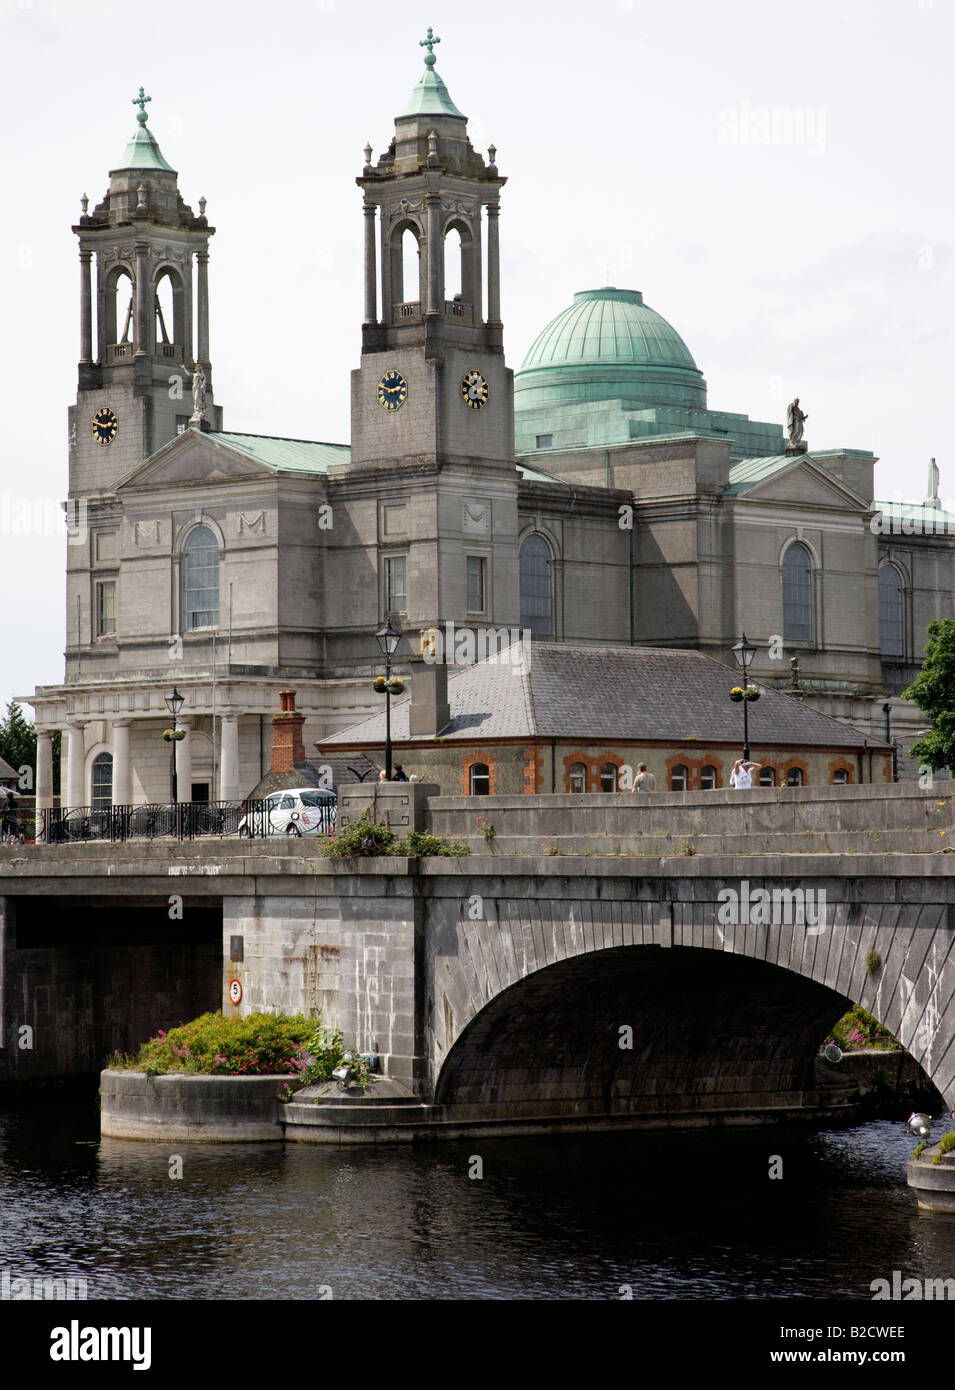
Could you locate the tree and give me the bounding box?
[901,619,955,770]
[0,701,60,794]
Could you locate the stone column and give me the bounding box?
[486,202,501,324]
[196,251,210,365]
[175,719,193,803]
[112,721,131,807]
[66,724,85,809]
[471,214,483,322]
[79,249,93,363]
[134,242,150,356]
[36,730,53,843]
[380,211,392,319]
[363,203,377,324]
[426,194,442,315]
[219,714,239,802]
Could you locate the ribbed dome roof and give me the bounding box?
[521,288,698,371]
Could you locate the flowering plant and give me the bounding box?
[162,728,187,741]
[729,687,744,702]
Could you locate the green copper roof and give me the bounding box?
[725,455,795,494]
[521,289,698,372]
[214,432,350,475]
[400,27,464,118]
[112,87,175,172]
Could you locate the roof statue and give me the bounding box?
[924,457,940,509]
[786,396,808,453]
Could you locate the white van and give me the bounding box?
[237,788,337,838]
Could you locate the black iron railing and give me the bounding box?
[35,798,336,844]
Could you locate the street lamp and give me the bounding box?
[731,633,759,763]
[375,620,402,780]
[163,687,185,804]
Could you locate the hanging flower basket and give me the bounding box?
[162,728,187,742]
[744,686,760,701]
[386,678,405,695]
[373,676,387,692]
[730,687,745,702]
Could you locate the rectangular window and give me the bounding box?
[466,555,486,613]
[96,580,116,635]
[536,434,553,449]
[385,555,407,614]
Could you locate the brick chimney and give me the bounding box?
[272,689,306,772]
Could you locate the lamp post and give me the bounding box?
[375,620,402,780]
[164,686,185,804]
[731,633,758,763]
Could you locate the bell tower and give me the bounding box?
[350,30,514,470]
[69,87,222,499]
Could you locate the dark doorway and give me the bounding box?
[191,782,210,802]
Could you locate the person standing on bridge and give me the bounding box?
[730,757,762,789]
[633,763,657,792]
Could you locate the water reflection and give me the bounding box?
[1,1089,953,1300]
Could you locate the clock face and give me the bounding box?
[377,369,408,412]
[462,370,489,410]
[91,406,119,446]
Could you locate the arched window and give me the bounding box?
[469,763,490,795]
[444,226,462,300]
[670,765,688,791]
[91,752,113,809]
[782,542,813,642]
[759,767,776,786]
[568,763,587,794]
[401,226,420,306]
[832,768,849,785]
[183,526,219,630]
[785,767,803,786]
[600,764,617,792]
[520,535,553,636]
[700,765,718,790]
[878,564,904,658]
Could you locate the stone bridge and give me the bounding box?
[2,782,954,1127]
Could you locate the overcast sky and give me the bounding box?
[2,0,952,714]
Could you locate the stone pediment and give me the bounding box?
[739,457,869,511]
[116,433,272,492]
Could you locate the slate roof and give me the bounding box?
[322,643,882,751]
[0,755,18,784]
[725,456,796,494]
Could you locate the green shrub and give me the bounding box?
[107,1011,321,1076]
[913,1142,928,1160]
[318,812,469,860]
[824,1003,900,1053]
[400,829,469,859]
[866,949,882,975]
[320,811,399,858]
[931,1129,955,1165]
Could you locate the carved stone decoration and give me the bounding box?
[390,197,424,222]
[133,519,161,547]
[237,511,266,535]
[441,197,477,217]
[463,501,490,535]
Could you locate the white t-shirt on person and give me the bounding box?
[731,765,753,789]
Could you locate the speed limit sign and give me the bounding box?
[229,978,242,1004]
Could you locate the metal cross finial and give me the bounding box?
[132,86,151,125]
[420,27,440,68]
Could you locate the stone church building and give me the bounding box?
[26,40,952,810]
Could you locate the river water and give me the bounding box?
[1,1088,954,1301]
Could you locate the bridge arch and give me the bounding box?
[425,884,955,1116]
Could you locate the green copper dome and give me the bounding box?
[516,287,707,413]
[112,121,175,173]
